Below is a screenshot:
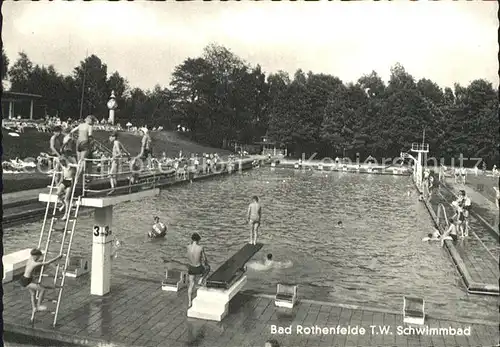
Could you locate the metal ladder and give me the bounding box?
[32,161,83,326]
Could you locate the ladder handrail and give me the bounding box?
[53,196,81,325]
[32,158,84,326]
[52,162,81,283]
[436,203,449,230]
[38,163,60,248]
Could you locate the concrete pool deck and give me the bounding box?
[3,274,498,347]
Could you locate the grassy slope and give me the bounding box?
[92,130,232,158]
[2,129,232,194]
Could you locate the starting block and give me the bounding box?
[271,162,276,167]
[294,163,299,169]
[162,269,188,292]
[274,283,298,308]
[3,248,32,283]
[403,296,425,325]
[65,256,90,278]
[393,169,398,174]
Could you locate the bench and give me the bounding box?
[3,248,32,283]
[65,255,90,278]
[161,269,187,292]
[403,296,425,325]
[275,283,298,308]
[188,242,263,321]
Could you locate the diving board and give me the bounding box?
[188,242,263,321]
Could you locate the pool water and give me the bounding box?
[5,168,498,322]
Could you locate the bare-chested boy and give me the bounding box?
[108,131,127,195]
[187,233,210,308]
[247,196,262,244]
[55,156,78,220]
[70,116,94,177]
[20,248,61,316]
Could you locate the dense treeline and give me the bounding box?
[2,44,498,165]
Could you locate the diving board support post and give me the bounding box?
[91,205,113,296]
[39,188,160,296]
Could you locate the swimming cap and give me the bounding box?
[31,248,42,256]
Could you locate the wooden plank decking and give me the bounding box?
[3,274,498,347]
[427,185,499,292]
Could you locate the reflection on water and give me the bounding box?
[5,168,498,322]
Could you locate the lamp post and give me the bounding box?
[107,91,117,125]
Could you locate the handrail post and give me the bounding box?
[82,159,86,197]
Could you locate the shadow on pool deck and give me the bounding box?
[3,274,498,347]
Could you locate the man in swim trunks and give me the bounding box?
[137,127,153,164]
[247,196,262,244]
[49,126,64,158]
[108,131,127,195]
[21,248,61,315]
[454,190,471,237]
[70,115,94,177]
[187,233,210,308]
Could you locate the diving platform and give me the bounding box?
[39,186,160,297]
[39,188,160,208]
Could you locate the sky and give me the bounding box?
[3,1,498,91]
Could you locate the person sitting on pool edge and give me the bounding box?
[187,233,210,308]
[441,219,459,247]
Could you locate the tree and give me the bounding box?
[9,52,33,92]
[170,57,216,139]
[2,47,9,80]
[107,71,129,100]
[73,55,108,118]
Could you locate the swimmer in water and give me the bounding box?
[422,228,441,242]
[337,221,343,228]
[246,253,292,271]
[149,216,167,238]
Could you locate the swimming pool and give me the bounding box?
[5,167,498,322]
